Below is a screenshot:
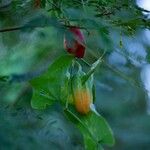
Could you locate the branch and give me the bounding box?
[136,6,150,13]
[95,11,114,17]
[0,26,25,33]
[0,24,87,33]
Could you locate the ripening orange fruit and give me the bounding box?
[74,89,92,114]
[70,67,94,115]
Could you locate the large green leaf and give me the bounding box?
[30,55,74,109]
[78,112,115,147]
[64,109,115,150]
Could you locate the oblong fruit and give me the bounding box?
[74,89,92,114]
[64,27,85,58]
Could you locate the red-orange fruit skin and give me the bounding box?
[64,27,85,58]
[74,89,91,114]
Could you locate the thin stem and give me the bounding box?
[0,24,86,33]
[81,58,91,67]
[0,26,24,33]
[103,61,140,89]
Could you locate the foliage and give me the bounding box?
[0,0,150,150]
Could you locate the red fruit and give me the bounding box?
[64,27,85,58]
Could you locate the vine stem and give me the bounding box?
[81,58,91,67]
[0,24,86,33]
[0,26,25,32]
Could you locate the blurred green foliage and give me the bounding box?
[0,0,150,150]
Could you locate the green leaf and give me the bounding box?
[82,58,102,84]
[78,112,115,147]
[31,89,54,109]
[30,54,74,109]
[64,109,115,150]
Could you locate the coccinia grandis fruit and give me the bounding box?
[64,27,85,58]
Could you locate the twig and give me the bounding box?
[0,24,86,33]
[0,26,25,33]
[95,11,114,17]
